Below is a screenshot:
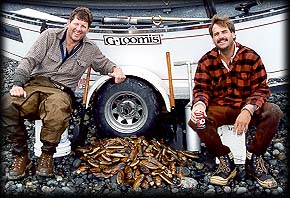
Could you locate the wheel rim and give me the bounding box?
[104,91,148,134]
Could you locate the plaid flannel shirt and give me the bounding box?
[193,42,270,109]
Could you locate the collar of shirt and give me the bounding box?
[219,42,239,71]
[59,29,83,64]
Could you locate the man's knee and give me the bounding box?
[260,102,283,124]
[0,93,20,126]
[1,93,13,112]
[271,103,283,119]
[265,102,283,118]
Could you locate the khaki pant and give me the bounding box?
[0,77,72,155]
[188,102,283,157]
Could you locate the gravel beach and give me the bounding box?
[1,1,289,197]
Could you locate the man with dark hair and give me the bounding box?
[188,15,283,189]
[0,7,126,179]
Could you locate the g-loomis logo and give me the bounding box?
[103,34,162,45]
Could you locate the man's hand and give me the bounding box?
[190,103,207,124]
[234,109,252,135]
[108,66,126,83]
[9,85,27,98]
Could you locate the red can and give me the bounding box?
[194,111,206,129]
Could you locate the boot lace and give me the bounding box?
[254,156,268,175]
[215,156,230,174]
[39,153,52,167]
[11,155,25,169]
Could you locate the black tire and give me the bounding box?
[93,78,161,137]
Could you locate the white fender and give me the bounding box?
[86,66,171,112]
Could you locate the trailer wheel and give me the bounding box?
[93,78,160,137]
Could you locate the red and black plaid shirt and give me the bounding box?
[193,42,270,109]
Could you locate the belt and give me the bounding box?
[28,76,76,108]
[50,80,66,91]
[50,79,77,109]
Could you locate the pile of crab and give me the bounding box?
[75,135,199,189]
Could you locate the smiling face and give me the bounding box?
[66,17,89,43]
[212,23,236,51]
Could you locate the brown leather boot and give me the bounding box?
[36,152,54,177]
[245,151,277,189]
[8,153,32,180]
[209,152,237,185]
